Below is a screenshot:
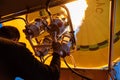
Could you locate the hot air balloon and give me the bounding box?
[0,0,120,80]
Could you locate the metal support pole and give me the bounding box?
[108,0,117,80]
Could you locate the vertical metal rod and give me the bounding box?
[108,0,117,79]
[62,5,76,48]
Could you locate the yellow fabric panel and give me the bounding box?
[76,0,110,46]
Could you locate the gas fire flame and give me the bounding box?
[65,0,88,35]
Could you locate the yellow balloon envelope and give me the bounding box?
[64,0,120,69]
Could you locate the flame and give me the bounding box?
[65,0,88,35]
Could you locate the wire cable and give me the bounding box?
[63,58,92,80]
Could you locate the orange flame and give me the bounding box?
[65,0,88,35]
